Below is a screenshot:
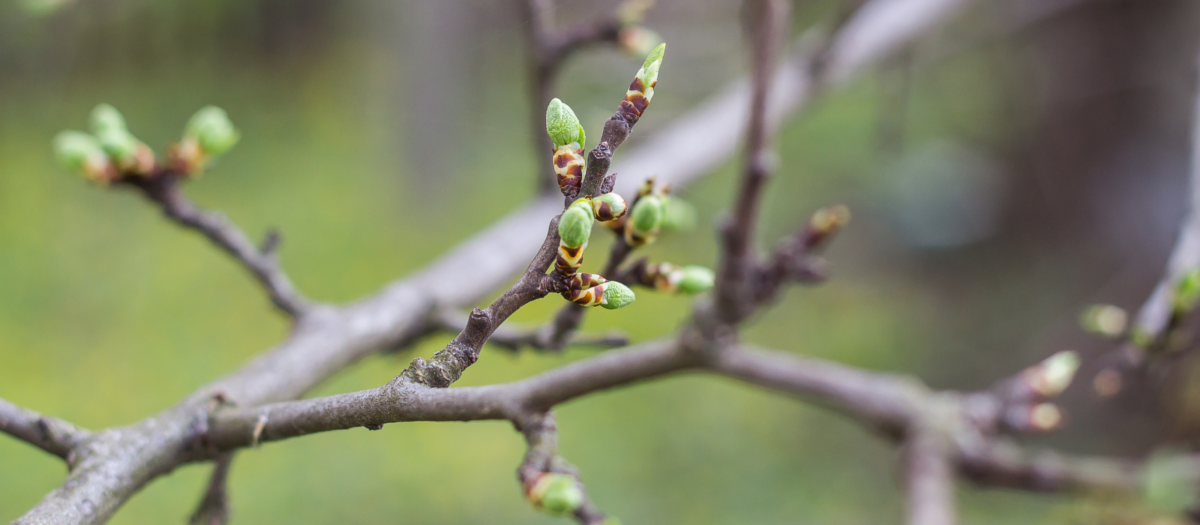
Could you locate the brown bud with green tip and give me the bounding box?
[618,43,665,124]
[547,99,586,198]
[591,192,628,222]
[527,474,584,516]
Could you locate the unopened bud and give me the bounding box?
[661,197,696,232]
[592,192,628,222]
[676,266,714,294]
[630,195,664,235]
[559,199,595,249]
[89,104,127,135]
[1028,403,1064,431]
[54,131,112,182]
[600,282,636,310]
[1023,350,1081,398]
[805,205,851,251]
[528,474,584,516]
[635,43,665,101]
[1078,304,1127,338]
[184,106,240,157]
[546,98,586,150]
[95,127,139,164]
[625,195,665,246]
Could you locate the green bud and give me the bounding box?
[661,197,696,232]
[1078,304,1127,338]
[636,43,665,96]
[530,474,584,516]
[677,266,715,294]
[630,195,665,234]
[600,282,636,310]
[1143,449,1200,514]
[591,192,628,221]
[184,106,240,157]
[1175,268,1200,314]
[1030,351,1080,398]
[95,127,139,164]
[54,130,107,176]
[559,199,595,249]
[546,98,586,150]
[89,104,127,135]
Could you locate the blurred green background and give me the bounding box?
[2,0,1196,523]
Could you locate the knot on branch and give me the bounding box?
[400,340,481,388]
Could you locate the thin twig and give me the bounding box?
[400,217,567,387]
[189,453,234,525]
[0,397,90,462]
[905,404,958,525]
[713,0,790,325]
[433,307,629,352]
[124,173,312,318]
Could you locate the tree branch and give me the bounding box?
[712,0,790,326]
[399,218,568,387]
[433,307,628,353]
[189,453,233,525]
[124,173,313,318]
[0,397,90,462]
[14,0,998,521]
[904,404,959,525]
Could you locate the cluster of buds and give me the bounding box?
[170,106,241,175]
[543,44,664,199]
[54,104,239,182]
[54,104,154,183]
[638,263,714,294]
[1003,350,1081,432]
[556,199,636,310]
[525,473,585,516]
